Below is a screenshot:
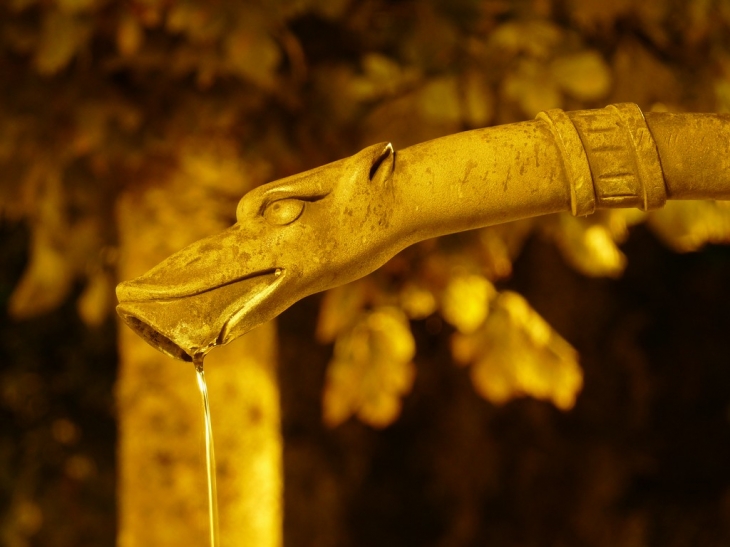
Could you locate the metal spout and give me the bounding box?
[117,104,730,360]
[116,142,400,360]
[115,220,289,361]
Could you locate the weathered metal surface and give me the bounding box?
[116,103,730,360]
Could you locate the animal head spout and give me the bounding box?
[116,142,401,361]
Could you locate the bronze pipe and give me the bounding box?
[116,103,730,361]
[646,111,730,201]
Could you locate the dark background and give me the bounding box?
[3,0,730,545]
[3,196,730,547]
[280,225,730,547]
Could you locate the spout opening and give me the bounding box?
[122,314,192,362]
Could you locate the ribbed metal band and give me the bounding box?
[536,108,595,216]
[538,103,667,214]
[568,104,667,212]
[606,103,667,211]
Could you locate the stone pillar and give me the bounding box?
[115,160,282,547]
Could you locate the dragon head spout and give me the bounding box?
[116,142,401,361]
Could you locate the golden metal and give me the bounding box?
[116,103,730,361]
[116,179,282,546]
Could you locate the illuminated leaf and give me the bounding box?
[546,214,626,278]
[455,291,583,410]
[362,53,407,96]
[461,70,494,127]
[399,282,437,320]
[311,0,350,19]
[322,307,416,428]
[478,220,533,280]
[316,280,368,343]
[488,20,563,59]
[450,327,479,367]
[715,78,730,113]
[8,169,75,318]
[612,39,678,107]
[72,104,108,155]
[418,77,461,124]
[117,13,144,57]
[225,24,280,87]
[568,0,632,31]
[7,0,38,11]
[9,226,74,318]
[77,270,114,327]
[56,0,95,13]
[341,53,420,104]
[647,200,730,252]
[177,139,253,196]
[35,10,89,75]
[551,50,612,101]
[606,209,647,243]
[441,274,496,334]
[165,3,225,43]
[502,59,562,117]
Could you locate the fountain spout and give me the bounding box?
[116,103,730,359]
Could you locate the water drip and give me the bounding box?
[194,354,220,547]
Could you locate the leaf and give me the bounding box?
[77,270,113,327]
[34,10,89,75]
[342,54,419,103]
[502,59,562,118]
[478,220,534,280]
[363,90,458,150]
[568,0,632,31]
[418,77,461,125]
[9,225,75,319]
[9,169,75,318]
[647,200,730,252]
[605,208,647,244]
[117,13,144,57]
[715,78,730,113]
[461,70,495,127]
[399,282,437,320]
[311,0,350,19]
[362,53,404,90]
[488,20,563,59]
[7,0,38,11]
[178,139,253,196]
[551,50,612,101]
[72,104,108,156]
[165,3,225,43]
[454,291,583,410]
[322,307,416,428]
[316,280,368,343]
[225,23,280,87]
[441,274,496,334]
[56,0,95,13]
[545,214,626,278]
[611,39,679,106]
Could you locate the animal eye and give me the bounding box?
[263,198,305,226]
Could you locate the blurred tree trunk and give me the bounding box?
[115,173,282,546]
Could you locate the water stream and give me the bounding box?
[193,354,220,547]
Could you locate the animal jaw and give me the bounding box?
[116,142,399,360]
[116,268,285,361]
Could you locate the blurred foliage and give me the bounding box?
[4,0,730,429]
[3,0,730,544]
[0,223,117,547]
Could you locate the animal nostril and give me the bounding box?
[369,144,394,180]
